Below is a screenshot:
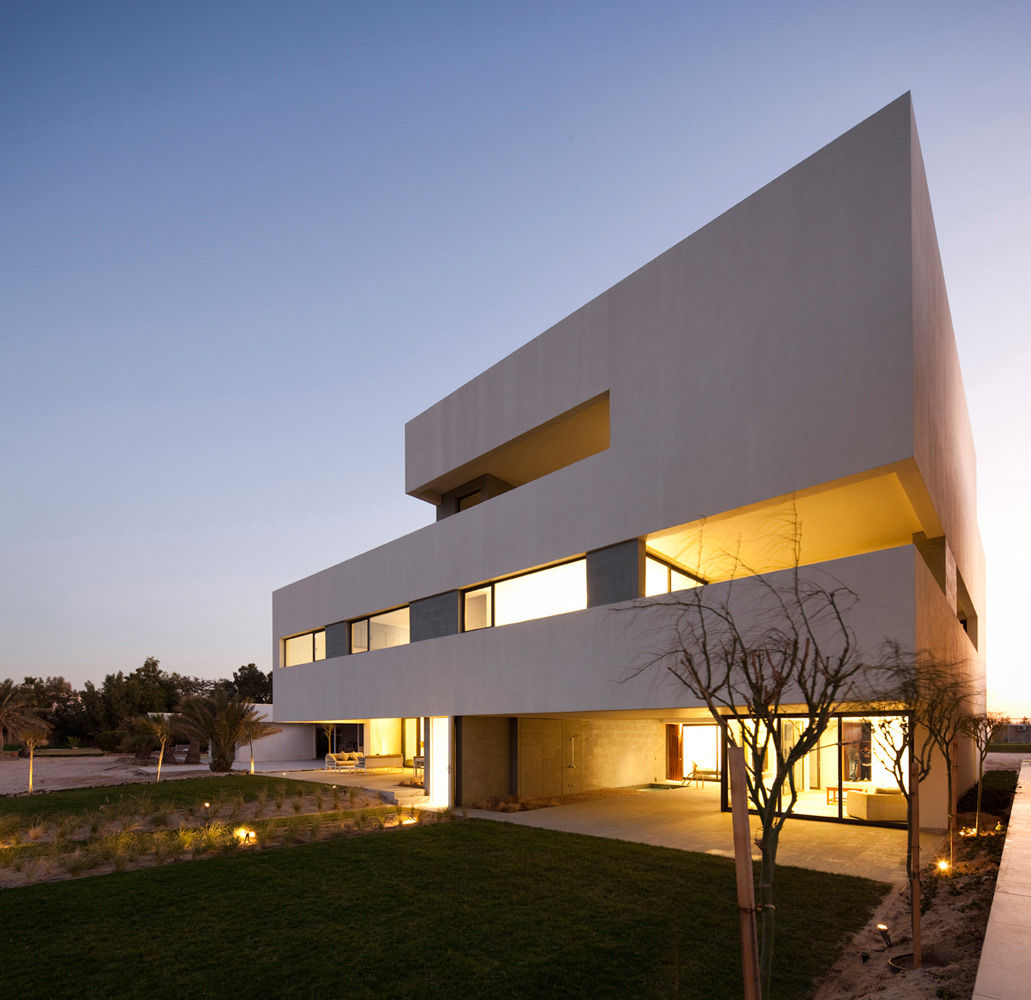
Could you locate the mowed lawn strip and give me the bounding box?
[4,819,883,1000]
[0,774,313,821]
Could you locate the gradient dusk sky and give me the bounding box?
[2,2,1028,713]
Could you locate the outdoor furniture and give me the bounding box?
[362,754,403,770]
[325,752,364,772]
[846,788,907,822]
[826,785,864,805]
[682,765,719,787]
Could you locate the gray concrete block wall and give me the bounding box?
[410,591,461,642]
[587,539,644,607]
[458,716,513,805]
[325,621,350,659]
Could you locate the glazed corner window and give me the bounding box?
[645,554,703,597]
[351,607,410,653]
[283,629,326,667]
[464,559,588,631]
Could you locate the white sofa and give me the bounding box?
[846,788,907,822]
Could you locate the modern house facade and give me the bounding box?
[273,95,985,828]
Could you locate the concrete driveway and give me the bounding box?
[468,785,943,883]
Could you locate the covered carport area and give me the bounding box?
[467,784,943,882]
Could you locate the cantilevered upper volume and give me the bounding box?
[272,95,984,824]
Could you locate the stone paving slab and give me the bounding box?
[467,785,942,882]
[973,761,1031,1000]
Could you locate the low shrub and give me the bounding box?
[958,769,1018,821]
[95,730,125,753]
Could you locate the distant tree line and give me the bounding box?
[2,658,272,750]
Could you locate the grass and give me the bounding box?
[0,775,312,822]
[1,819,883,1000]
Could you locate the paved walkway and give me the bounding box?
[468,785,943,883]
[973,761,1031,1000]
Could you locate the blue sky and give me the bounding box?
[2,1,1028,713]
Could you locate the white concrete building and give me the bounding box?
[272,95,984,826]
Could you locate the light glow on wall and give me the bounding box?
[427,716,451,808]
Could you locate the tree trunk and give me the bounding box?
[947,752,956,866]
[156,741,165,782]
[28,746,35,793]
[910,761,921,970]
[758,827,779,999]
[975,758,984,835]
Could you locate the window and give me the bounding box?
[463,559,587,631]
[283,629,326,667]
[645,554,704,596]
[351,607,410,653]
[464,586,492,630]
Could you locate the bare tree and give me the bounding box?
[873,649,972,969]
[629,564,883,998]
[962,711,1010,834]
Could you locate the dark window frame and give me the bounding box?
[349,604,411,654]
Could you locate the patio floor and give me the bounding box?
[467,784,943,883]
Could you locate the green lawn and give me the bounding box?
[0,774,309,822]
[4,819,883,1000]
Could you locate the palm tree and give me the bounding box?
[240,712,282,774]
[176,692,278,772]
[0,679,37,759]
[20,718,50,793]
[128,714,178,781]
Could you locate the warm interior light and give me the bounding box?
[492,560,587,627]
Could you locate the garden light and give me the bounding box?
[876,923,892,948]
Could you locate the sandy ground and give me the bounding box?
[0,753,211,797]
[812,752,1024,1000]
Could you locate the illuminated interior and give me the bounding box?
[645,555,702,597]
[724,713,909,822]
[283,629,326,667]
[646,465,931,585]
[486,559,587,628]
[464,586,492,630]
[352,607,411,653]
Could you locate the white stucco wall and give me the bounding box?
[275,548,915,723]
[274,95,978,651]
[232,704,316,764]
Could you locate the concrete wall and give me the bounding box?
[276,548,914,722]
[458,716,512,805]
[232,705,317,764]
[273,96,921,648]
[517,716,665,798]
